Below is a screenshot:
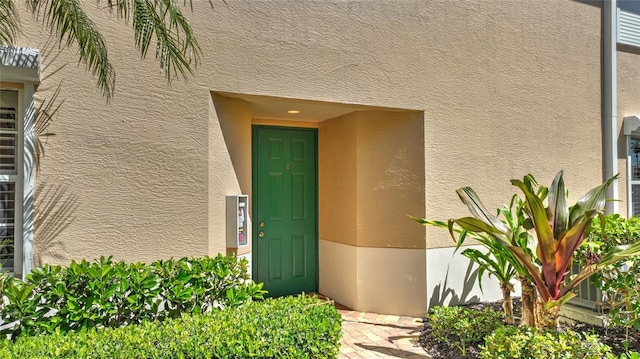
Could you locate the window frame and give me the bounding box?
[627,135,640,217]
[0,45,39,279]
[0,86,24,276]
[0,87,22,276]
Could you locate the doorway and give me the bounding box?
[252,126,318,296]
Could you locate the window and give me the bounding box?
[0,90,20,273]
[0,45,39,278]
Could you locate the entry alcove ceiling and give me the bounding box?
[215,91,416,122]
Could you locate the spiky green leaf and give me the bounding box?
[512,178,557,296]
[456,187,512,235]
[547,170,569,238]
[569,174,617,226]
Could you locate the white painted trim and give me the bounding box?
[13,88,23,278]
[22,83,35,277]
[0,46,40,84]
[628,135,633,217]
[605,0,619,214]
[0,45,39,278]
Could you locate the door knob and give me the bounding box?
[259,221,265,227]
[258,231,265,238]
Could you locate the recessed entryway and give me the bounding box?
[212,91,426,315]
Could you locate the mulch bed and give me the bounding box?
[419,298,640,359]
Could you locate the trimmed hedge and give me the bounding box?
[0,295,342,358]
[0,255,265,339]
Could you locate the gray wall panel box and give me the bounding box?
[227,195,249,248]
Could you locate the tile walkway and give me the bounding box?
[336,306,432,359]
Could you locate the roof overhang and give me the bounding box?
[0,45,40,84]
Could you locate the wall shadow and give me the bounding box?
[428,261,480,308]
[211,92,252,196]
[32,182,79,266]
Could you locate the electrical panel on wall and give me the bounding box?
[226,195,249,248]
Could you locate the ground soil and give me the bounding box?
[419,298,640,359]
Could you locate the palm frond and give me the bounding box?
[26,0,205,99]
[106,0,202,80]
[27,0,115,100]
[0,0,18,45]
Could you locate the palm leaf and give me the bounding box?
[461,248,515,293]
[105,0,202,80]
[0,0,18,44]
[449,217,511,246]
[27,0,115,99]
[25,0,207,99]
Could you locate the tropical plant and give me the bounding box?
[414,217,519,324]
[0,0,211,99]
[454,170,640,330]
[497,191,543,327]
[414,175,545,326]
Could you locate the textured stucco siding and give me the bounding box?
[9,1,606,263]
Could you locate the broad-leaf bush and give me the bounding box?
[0,295,342,358]
[481,325,614,359]
[426,305,503,356]
[578,214,640,333]
[620,352,640,359]
[0,255,265,339]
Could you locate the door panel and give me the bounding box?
[253,127,317,297]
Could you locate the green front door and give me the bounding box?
[252,126,318,297]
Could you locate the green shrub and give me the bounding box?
[0,254,265,339]
[481,325,614,359]
[578,214,640,332]
[620,351,640,359]
[0,295,341,359]
[426,305,503,356]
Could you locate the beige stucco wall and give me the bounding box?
[420,1,603,248]
[319,112,359,247]
[319,110,425,249]
[210,93,252,256]
[356,111,425,248]
[319,239,427,316]
[7,0,618,314]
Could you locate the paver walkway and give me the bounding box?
[337,306,432,359]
